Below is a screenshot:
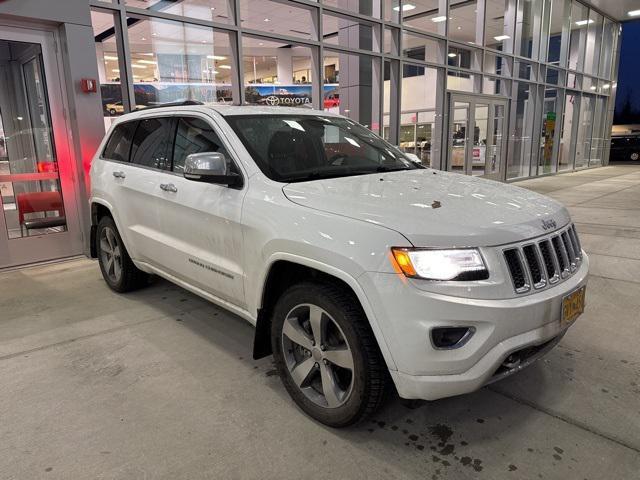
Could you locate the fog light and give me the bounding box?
[431,327,475,349]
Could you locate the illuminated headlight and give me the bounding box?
[391,248,489,281]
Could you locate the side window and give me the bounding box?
[102,121,137,162]
[130,117,175,170]
[173,117,235,174]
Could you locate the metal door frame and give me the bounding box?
[0,25,82,268]
[446,92,509,181]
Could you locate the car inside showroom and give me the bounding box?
[1,0,639,478]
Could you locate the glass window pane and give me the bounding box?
[448,0,479,45]
[484,0,516,53]
[130,117,175,170]
[538,88,561,174]
[516,0,542,58]
[482,76,510,96]
[323,13,378,52]
[92,10,124,132]
[484,52,512,76]
[323,51,381,131]
[243,37,313,107]
[447,70,477,93]
[590,96,606,167]
[568,1,588,71]
[173,117,229,173]
[584,10,603,76]
[448,44,481,71]
[323,0,380,19]
[384,0,400,24]
[559,92,576,170]
[239,0,315,40]
[599,18,618,79]
[402,0,447,37]
[399,64,440,166]
[544,0,569,65]
[124,0,233,25]
[507,82,536,179]
[574,95,593,169]
[402,31,444,63]
[103,121,137,162]
[126,17,235,106]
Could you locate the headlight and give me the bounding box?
[391,248,488,281]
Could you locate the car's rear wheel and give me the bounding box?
[96,216,149,293]
[271,282,388,427]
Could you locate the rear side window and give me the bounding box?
[172,117,228,173]
[130,117,175,171]
[102,121,137,162]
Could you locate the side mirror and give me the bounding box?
[184,152,242,187]
[405,152,422,164]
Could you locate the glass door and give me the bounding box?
[0,27,82,268]
[447,93,508,180]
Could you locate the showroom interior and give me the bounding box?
[2,1,640,479]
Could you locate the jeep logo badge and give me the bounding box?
[541,219,557,230]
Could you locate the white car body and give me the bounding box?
[89,105,588,402]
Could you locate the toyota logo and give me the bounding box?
[265,95,279,106]
[541,219,557,230]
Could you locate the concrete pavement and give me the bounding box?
[1,165,639,480]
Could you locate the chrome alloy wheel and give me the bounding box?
[100,226,123,283]
[281,303,355,408]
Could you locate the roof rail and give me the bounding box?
[143,100,204,109]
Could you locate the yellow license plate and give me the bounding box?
[561,286,586,326]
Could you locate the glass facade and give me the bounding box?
[90,0,620,181]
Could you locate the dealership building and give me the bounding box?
[0,0,635,268]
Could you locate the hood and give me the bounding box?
[282,169,570,247]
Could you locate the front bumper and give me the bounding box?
[359,254,589,401]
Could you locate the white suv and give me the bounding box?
[89,104,588,427]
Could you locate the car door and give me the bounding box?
[153,113,247,309]
[107,115,176,265]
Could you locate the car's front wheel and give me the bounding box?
[96,216,149,293]
[271,282,388,427]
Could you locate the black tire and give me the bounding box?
[96,216,149,293]
[271,282,388,427]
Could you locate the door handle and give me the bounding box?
[112,171,126,179]
[159,183,178,193]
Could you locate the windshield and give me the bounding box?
[225,115,421,182]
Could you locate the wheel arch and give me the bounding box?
[252,254,397,372]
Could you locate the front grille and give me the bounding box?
[503,224,583,294]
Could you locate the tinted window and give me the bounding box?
[130,117,175,170]
[173,117,228,173]
[102,121,137,162]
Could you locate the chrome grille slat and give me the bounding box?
[503,224,582,294]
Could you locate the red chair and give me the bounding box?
[16,191,66,236]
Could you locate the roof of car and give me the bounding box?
[131,103,341,118]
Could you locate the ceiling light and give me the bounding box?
[152,33,157,37]
[448,52,457,57]
[575,19,593,26]
[104,55,118,61]
[431,15,447,23]
[589,85,596,90]
[628,9,640,17]
[457,26,462,30]
[210,6,215,10]
[602,83,610,89]
[141,37,146,41]
[112,69,120,73]
[207,55,227,60]
[393,3,416,11]
[494,35,510,41]
[131,64,147,69]
[263,18,270,22]
[138,59,157,64]
[258,42,264,46]
[219,65,232,69]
